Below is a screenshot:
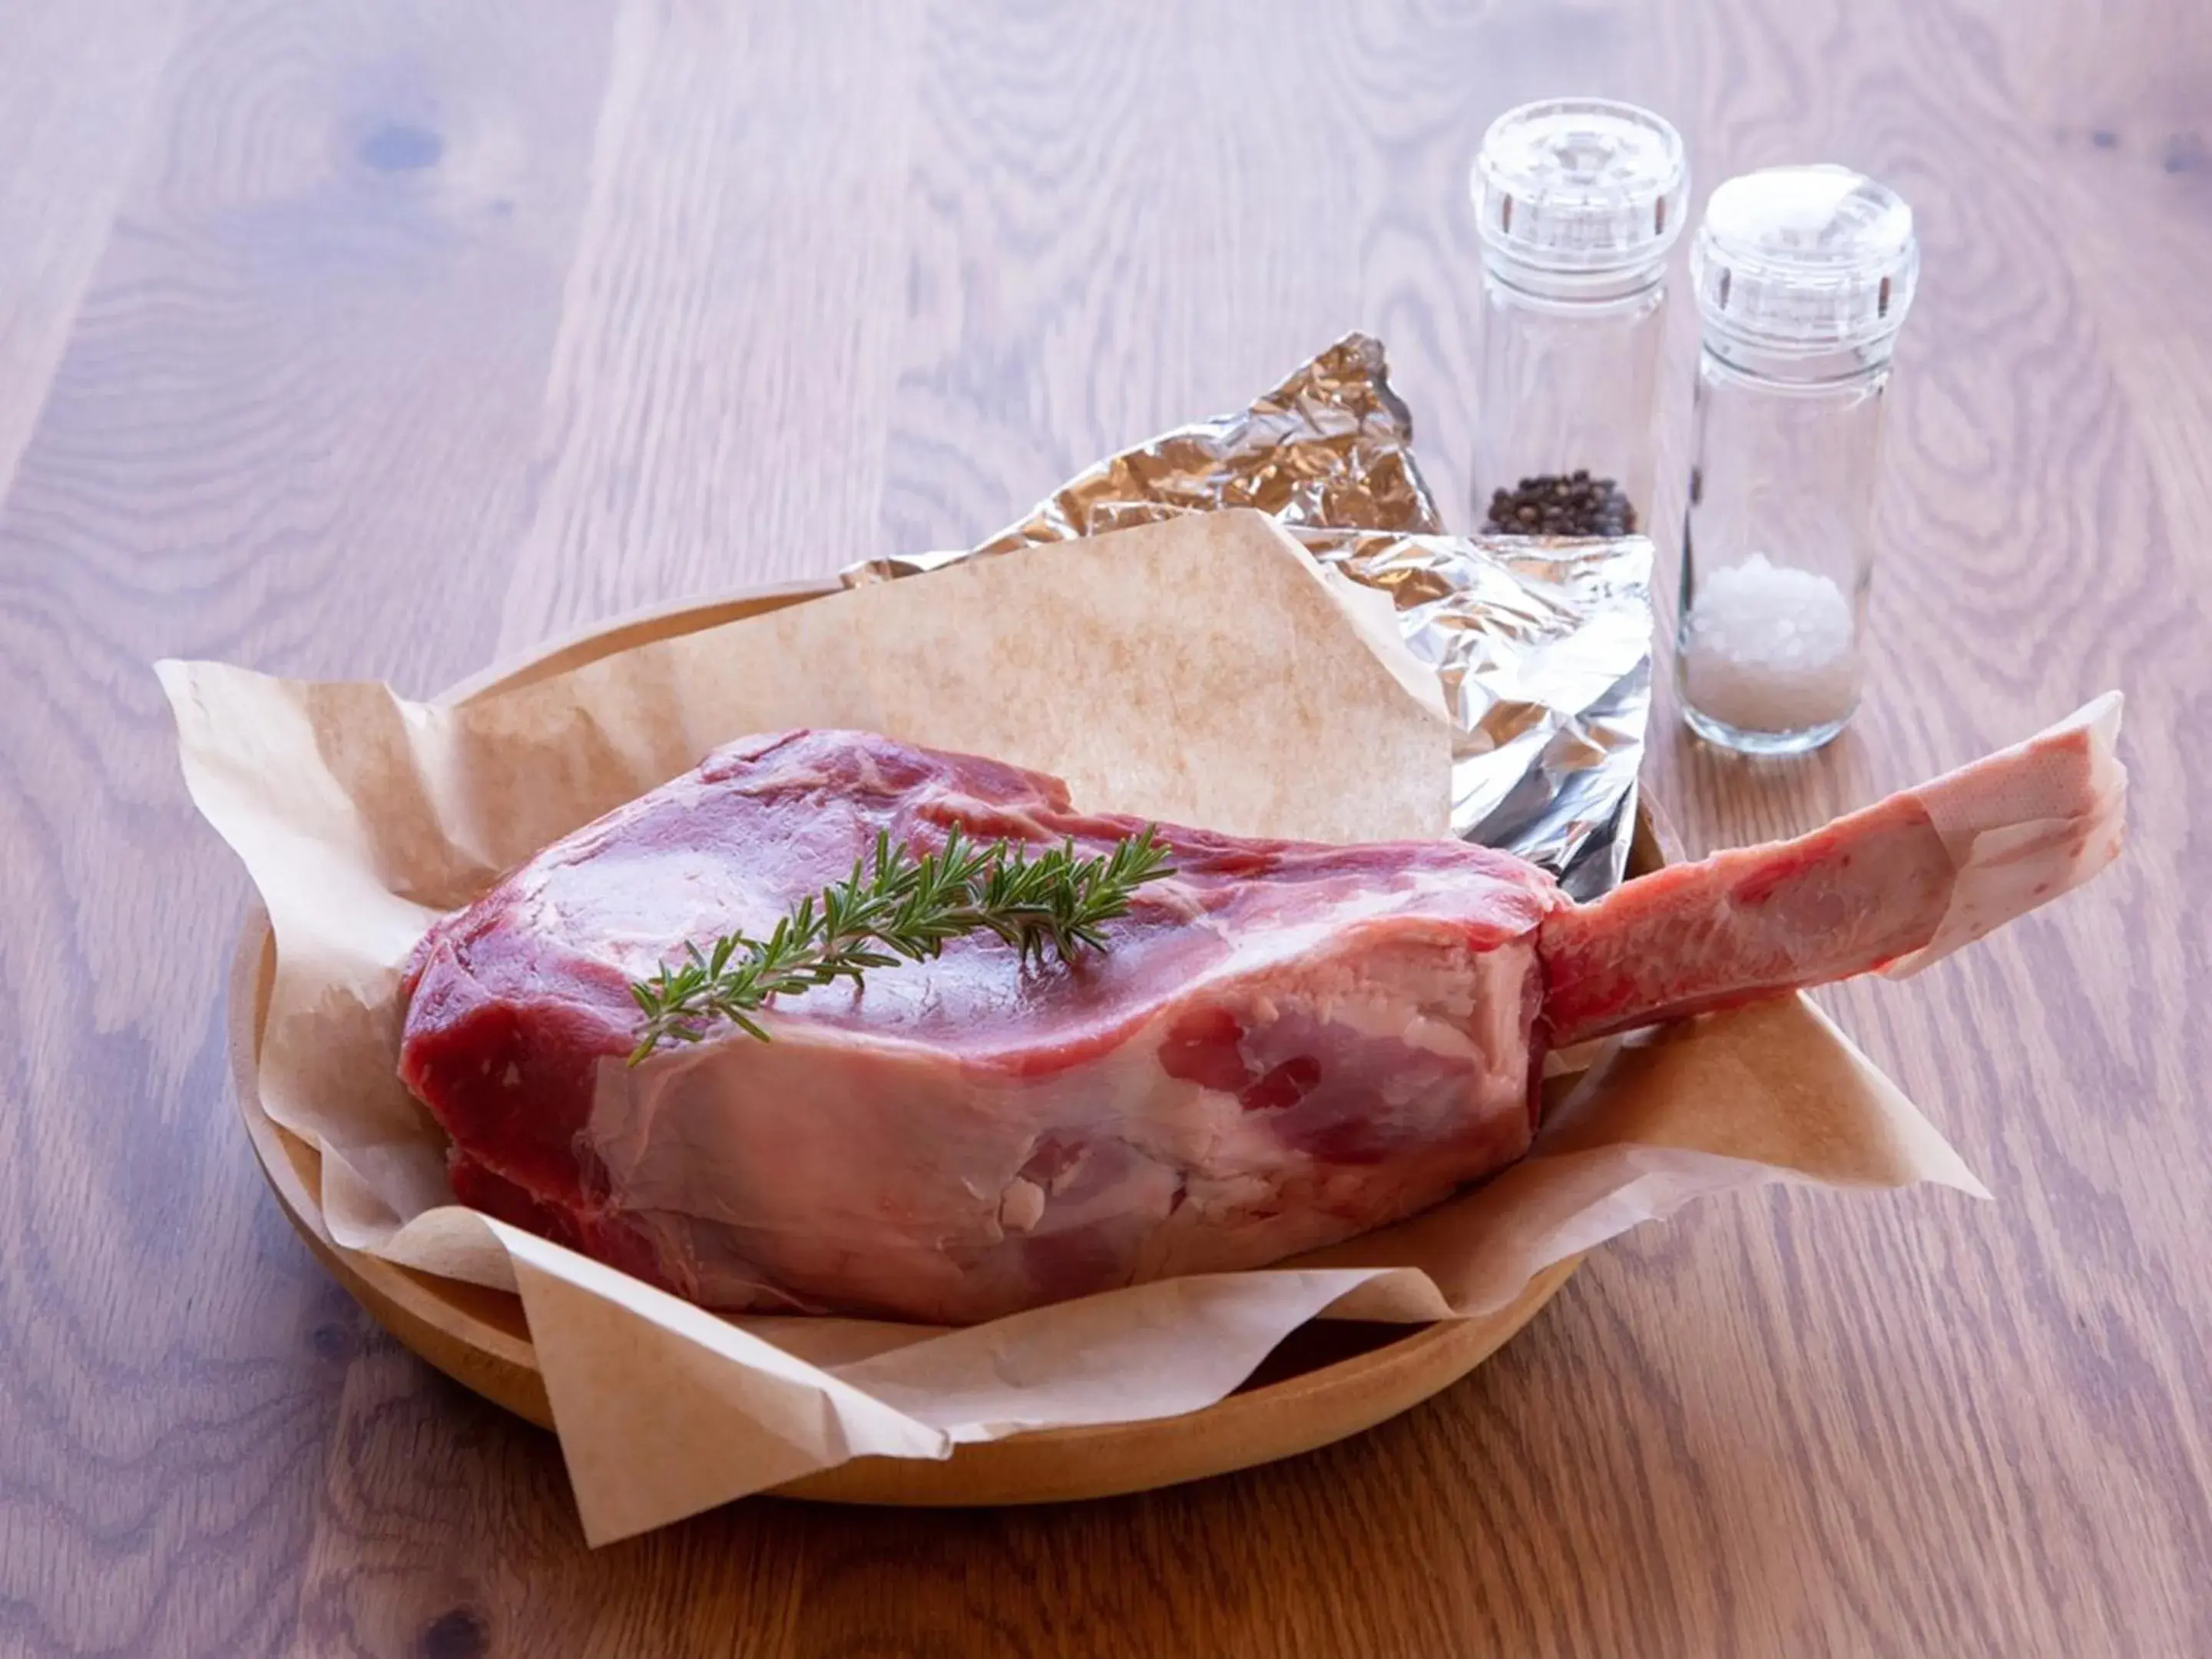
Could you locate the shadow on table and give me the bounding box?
[290,1237,1829,1658]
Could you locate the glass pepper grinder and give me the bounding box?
[1470,98,1689,538]
[1676,164,1920,755]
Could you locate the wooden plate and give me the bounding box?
[228,575,1658,1506]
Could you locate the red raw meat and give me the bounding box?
[399,701,2121,1324]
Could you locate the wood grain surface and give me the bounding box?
[2,1,2207,1653]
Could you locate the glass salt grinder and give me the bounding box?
[1676,164,1920,755]
[1470,98,1689,538]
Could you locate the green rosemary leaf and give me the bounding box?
[625,823,1175,1061]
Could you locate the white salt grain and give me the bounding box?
[1682,552,1860,733]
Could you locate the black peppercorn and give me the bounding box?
[1482,470,1638,538]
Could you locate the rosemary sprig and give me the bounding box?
[626,823,1174,1062]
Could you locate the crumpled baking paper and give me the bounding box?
[161,511,1984,1545]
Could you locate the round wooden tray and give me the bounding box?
[229,575,1644,1506]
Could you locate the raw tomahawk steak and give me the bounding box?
[399,700,2123,1324]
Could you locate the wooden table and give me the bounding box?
[5,3,2207,1654]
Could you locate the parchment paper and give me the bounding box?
[161,511,1984,1546]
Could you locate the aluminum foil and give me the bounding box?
[842,333,1653,899]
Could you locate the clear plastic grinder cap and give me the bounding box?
[1692,164,1919,354]
[1472,98,1690,275]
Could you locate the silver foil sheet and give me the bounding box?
[843,333,1653,899]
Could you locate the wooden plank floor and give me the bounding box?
[2,2,2207,1653]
